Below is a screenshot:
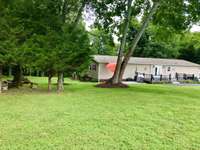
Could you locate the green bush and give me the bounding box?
[152,80,172,84]
[179,80,200,84]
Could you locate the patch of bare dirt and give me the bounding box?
[96,82,129,88]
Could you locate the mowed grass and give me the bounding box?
[0,77,200,150]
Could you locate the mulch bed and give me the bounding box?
[95,82,129,88]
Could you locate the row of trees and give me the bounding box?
[0,0,93,92]
[90,21,200,62]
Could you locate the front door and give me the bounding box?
[154,65,162,76]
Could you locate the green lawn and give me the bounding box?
[0,77,200,150]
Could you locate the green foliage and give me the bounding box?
[125,19,179,58]
[178,44,200,64]
[179,79,200,84]
[93,0,199,34]
[92,0,200,62]
[177,32,200,64]
[89,29,116,55]
[0,0,92,78]
[134,42,179,58]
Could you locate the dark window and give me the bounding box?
[168,67,171,71]
[155,67,158,76]
[90,64,97,71]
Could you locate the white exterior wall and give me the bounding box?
[98,63,113,80]
[98,63,152,80]
[88,62,200,80]
[154,65,200,78]
[174,66,200,78]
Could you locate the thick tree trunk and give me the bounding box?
[29,68,32,76]
[118,2,160,82]
[13,65,23,87]
[57,72,64,92]
[0,65,2,93]
[36,70,40,77]
[41,72,45,77]
[48,74,52,92]
[0,81,2,93]
[8,65,12,77]
[111,0,133,84]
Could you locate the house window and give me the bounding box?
[168,67,171,71]
[90,64,97,71]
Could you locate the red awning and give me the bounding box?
[106,63,116,72]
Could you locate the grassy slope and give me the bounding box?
[0,77,200,150]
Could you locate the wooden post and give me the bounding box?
[151,74,153,82]
[135,72,138,81]
[160,74,162,81]
[169,74,171,81]
[183,74,186,80]
[176,73,178,81]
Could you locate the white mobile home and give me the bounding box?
[87,55,200,81]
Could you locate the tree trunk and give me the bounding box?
[36,70,40,77]
[118,2,160,82]
[111,0,133,84]
[41,72,45,77]
[8,65,12,77]
[0,65,2,93]
[57,72,64,93]
[0,80,2,93]
[29,68,32,76]
[48,74,52,92]
[13,65,23,87]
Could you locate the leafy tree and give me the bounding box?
[179,44,197,62]
[174,32,200,64]
[0,0,92,91]
[126,20,179,58]
[89,29,116,55]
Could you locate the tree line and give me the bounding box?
[0,0,93,92]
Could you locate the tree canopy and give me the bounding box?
[0,0,93,91]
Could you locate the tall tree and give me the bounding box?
[89,29,116,55]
